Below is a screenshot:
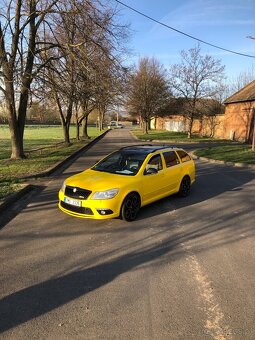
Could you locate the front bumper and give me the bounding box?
[58,190,121,220]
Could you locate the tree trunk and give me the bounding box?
[198,116,203,136]
[9,120,25,159]
[7,102,25,159]
[5,85,26,159]
[10,0,36,158]
[98,110,104,131]
[63,124,70,144]
[54,91,72,145]
[139,115,143,129]
[143,119,149,134]
[76,121,80,140]
[188,113,195,138]
[17,83,31,150]
[82,114,89,139]
[99,119,103,131]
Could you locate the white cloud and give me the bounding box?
[151,0,255,35]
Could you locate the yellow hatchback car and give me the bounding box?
[59,145,195,221]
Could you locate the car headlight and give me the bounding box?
[61,181,66,192]
[91,188,119,200]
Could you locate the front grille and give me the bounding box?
[60,201,93,215]
[65,186,92,200]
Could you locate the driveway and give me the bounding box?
[1,128,255,339]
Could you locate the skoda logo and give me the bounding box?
[73,188,77,193]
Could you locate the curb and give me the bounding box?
[130,133,238,145]
[140,139,198,144]
[21,130,109,179]
[190,151,255,170]
[0,184,34,214]
[131,132,255,170]
[0,130,109,214]
[130,131,139,140]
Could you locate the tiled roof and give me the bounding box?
[224,80,255,104]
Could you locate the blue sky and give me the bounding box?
[115,0,255,80]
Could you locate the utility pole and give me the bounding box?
[117,106,119,126]
[246,36,255,151]
[252,108,255,151]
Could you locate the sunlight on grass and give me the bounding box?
[195,145,255,164]
[133,129,227,142]
[0,125,100,160]
[0,125,102,199]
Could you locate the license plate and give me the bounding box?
[64,197,81,207]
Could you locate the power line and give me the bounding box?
[114,0,255,59]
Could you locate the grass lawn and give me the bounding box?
[0,125,100,160]
[195,145,255,165]
[133,128,255,165]
[0,125,102,200]
[133,129,227,143]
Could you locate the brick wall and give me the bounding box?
[155,103,255,142]
[156,115,225,138]
[224,101,255,142]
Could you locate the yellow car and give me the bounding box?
[58,145,195,221]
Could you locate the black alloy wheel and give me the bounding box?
[178,176,191,197]
[121,193,141,222]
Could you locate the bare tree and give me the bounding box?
[70,0,129,137]
[0,0,61,159]
[199,99,225,137]
[169,44,225,138]
[226,65,255,95]
[127,57,170,134]
[0,0,129,158]
[42,2,79,145]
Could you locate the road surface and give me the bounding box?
[1,128,255,339]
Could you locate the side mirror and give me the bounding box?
[144,167,158,175]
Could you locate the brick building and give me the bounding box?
[154,81,255,143]
[224,80,255,142]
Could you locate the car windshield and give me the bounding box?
[91,150,147,176]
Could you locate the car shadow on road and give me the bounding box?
[0,233,196,333]
[1,163,255,333]
[1,195,255,334]
[0,186,46,230]
[10,162,255,225]
[136,164,255,221]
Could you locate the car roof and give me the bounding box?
[120,144,182,155]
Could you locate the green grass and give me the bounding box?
[0,125,100,160]
[195,145,255,165]
[0,125,102,200]
[133,129,227,142]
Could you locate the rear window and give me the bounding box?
[177,150,191,163]
[163,151,180,167]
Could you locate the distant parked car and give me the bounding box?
[108,121,124,129]
[59,145,195,221]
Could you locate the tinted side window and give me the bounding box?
[177,150,191,163]
[146,154,163,171]
[163,151,180,167]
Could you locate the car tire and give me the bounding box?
[121,193,141,222]
[178,176,191,197]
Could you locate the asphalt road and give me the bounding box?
[1,128,255,340]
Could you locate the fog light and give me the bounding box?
[97,209,113,215]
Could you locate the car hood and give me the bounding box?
[65,169,135,192]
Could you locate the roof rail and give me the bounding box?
[120,144,153,149]
[120,144,175,152]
